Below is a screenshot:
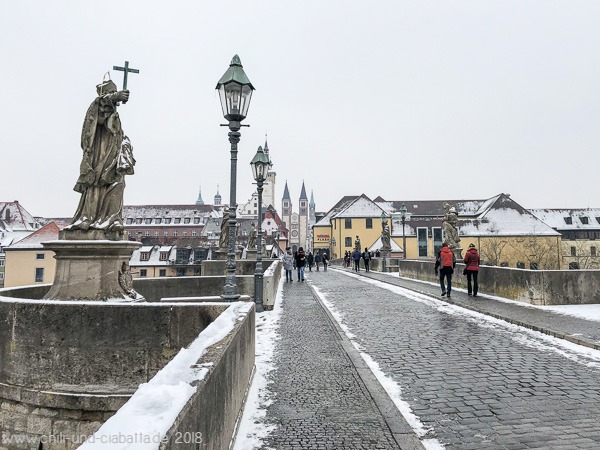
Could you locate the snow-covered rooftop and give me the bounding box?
[530,208,600,230]
[5,222,60,249]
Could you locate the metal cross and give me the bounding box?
[112,61,140,90]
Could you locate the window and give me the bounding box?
[0,260,4,267]
[145,218,152,224]
[596,217,600,225]
[35,268,44,283]
[140,269,147,277]
[173,231,178,237]
[500,262,509,267]
[366,218,373,229]
[530,262,539,270]
[155,218,162,224]
[154,231,159,237]
[145,231,150,237]
[194,267,201,276]
[192,230,197,237]
[592,246,597,257]
[174,218,181,224]
[176,268,186,276]
[165,218,172,224]
[516,262,525,269]
[184,218,191,224]
[135,218,142,224]
[580,216,589,224]
[432,227,443,256]
[183,230,188,237]
[160,252,169,261]
[564,217,573,225]
[417,227,428,257]
[0,272,3,280]
[159,269,166,277]
[36,253,45,260]
[571,246,577,256]
[164,230,169,237]
[345,237,352,247]
[569,262,580,270]
[126,218,133,225]
[345,218,352,229]
[140,252,150,261]
[194,217,201,224]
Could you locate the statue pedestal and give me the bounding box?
[42,232,143,301]
[245,249,257,260]
[452,248,463,260]
[380,249,391,272]
[215,249,228,261]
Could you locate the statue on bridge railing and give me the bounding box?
[442,202,461,250]
[381,219,391,252]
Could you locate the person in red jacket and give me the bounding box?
[463,243,480,297]
[434,243,456,297]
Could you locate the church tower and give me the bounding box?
[214,185,222,206]
[196,186,204,206]
[299,182,309,250]
[282,182,298,247]
[263,136,276,209]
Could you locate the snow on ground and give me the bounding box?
[232,276,284,450]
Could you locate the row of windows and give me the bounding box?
[138,268,201,277]
[563,216,600,225]
[125,217,203,225]
[561,230,600,240]
[126,230,199,238]
[570,246,597,257]
[343,218,374,229]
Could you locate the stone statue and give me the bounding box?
[442,202,461,249]
[118,261,141,300]
[66,78,134,237]
[219,210,230,249]
[247,222,256,249]
[354,235,361,251]
[381,219,391,251]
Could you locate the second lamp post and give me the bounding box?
[250,145,272,312]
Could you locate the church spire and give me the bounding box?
[264,133,269,155]
[282,181,290,200]
[196,185,204,205]
[310,190,315,206]
[214,184,222,206]
[299,181,308,200]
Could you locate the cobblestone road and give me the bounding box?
[308,268,600,449]
[263,278,402,449]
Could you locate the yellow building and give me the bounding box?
[3,222,59,287]
[315,193,562,269]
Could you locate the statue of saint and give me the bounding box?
[442,202,461,249]
[247,222,256,249]
[354,235,361,251]
[219,210,230,249]
[66,78,134,236]
[381,219,391,251]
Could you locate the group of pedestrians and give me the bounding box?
[282,247,329,282]
[435,242,480,297]
[343,248,372,272]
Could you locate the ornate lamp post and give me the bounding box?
[216,55,255,301]
[250,145,272,312]
[400,203,408,259]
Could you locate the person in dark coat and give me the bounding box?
[352,248,362,272]
[434,243,456,297]
[307,251,314,271]
[295,246,307,281]
[315,252,322,271]
[362,247,371,272]
[322,252,329,271]
[463,243,480,296]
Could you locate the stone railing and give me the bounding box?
[397,259,600,305]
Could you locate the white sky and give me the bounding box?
[2,1,599,218]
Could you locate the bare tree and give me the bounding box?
[566,241,600,269]
[480,224,508,266]
[509,230,559,270]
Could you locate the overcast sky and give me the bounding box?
[2,1,599,218]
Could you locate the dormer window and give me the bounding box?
[580,217,589,225]
[564,217,573,225]
[140,252,150,261]
[145,218,152,224]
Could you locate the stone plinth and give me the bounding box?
[42,234,143,301]
[245,249,257,260]
[215,249,228,260]
[451,247,463,260]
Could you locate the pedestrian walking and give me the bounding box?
[307,251,314,272]
[352,248,362,272]
[315,252,322,271]
[295,246,307,281]
[362,247,371,272]
[434,243,456,297]
[463,243,480,297]
[344,251,350,268]
[282,247,294,282]
[322,253,329,271]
